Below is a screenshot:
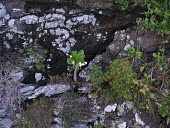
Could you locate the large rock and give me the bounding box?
[128,29,160,53]
[0,119,14,128]
[20,84,71,99]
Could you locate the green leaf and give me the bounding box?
[71,51,78,57]
[158,106,169,117]
[67,57,73,65]
[153,53,157,57]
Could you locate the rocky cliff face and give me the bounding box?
[0,1,166,128]
[0,0,144,75]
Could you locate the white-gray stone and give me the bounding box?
[21,84,70,99]
[54,118,63,125]
[145,125,150,128]
[3,41,10,49]
[117,122,126,128]
[20,15,38,24]
[117,101,134,116]
[135,113,145,126]
[0,109,6,117]
[35,73,42,82]
[8,19,15,28]
[51,124,63,128]
[9,68,23,81]
[104,104,117,112]
[0,4,6,18]
[19,86,35,93]
[0,119,14,128]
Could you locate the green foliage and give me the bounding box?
[90,59,155,113]
[153,48,167,74]
[127,46,143,61]
[61,112,74,128]
[159,89,170,124]
[158,106,169,117]
[90,59,137,101]
[160,90,170,107]
[26,46,47,71]
[22,121,32,128]
[105,59,137,100]
[67,49,86,81]
[67,50,86,69]
[136,0,170,36]
[113,0,129,10]
[133,79,155,113]
[113,0,170,36]
[90,64,105,86]
[21,98,53,128]
[140,63,147,72]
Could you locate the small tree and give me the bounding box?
[67,50,87,82]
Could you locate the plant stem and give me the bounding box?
[73,67,78,82]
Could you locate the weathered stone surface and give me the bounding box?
[0,0,144,75]
[20,84,70,99]
[128,30,160,53]
[0,109,6,118]
[0,118,14,128]
[107,30,127,58]
[76,0,114,9]
[117,101,134,116]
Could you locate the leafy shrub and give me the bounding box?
[158,89,170,124]
[26,46,47,71]
[113,0,170,36]
[105,59,137,100]
[133,79,155,113]
[90,64,105,86]
[126,46,143,61]
[158,106,169,117]
[90,59,137,101]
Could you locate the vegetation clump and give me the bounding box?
[113,0,170,36]
[104,59,137,100]
[26,46,48,71]
[90,59,137,101]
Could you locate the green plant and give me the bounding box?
[22,121,32,128]
[133,79,155,113]
[67,50,87,82]
[158,106,169,117]
[153,48,167,73]
[153,47,168,88]
[62,112,74,128]
[136,0,170,36]
[158,89,170,124]
[113,0,129,10]
[140,63,147,72]
[26,46,48,71]
[127,46,143,61]
[104,59,137,100]
[21,98,54,128]
[113,0,170,36]
[41,104,48,109]
[90,64,105,86]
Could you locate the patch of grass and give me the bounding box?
[90,59,137,101]
[105,59,137,100]
[90,59,156,114]
[158,89,170,124]
[18,98,54,128]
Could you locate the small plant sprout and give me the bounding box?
[67,50,87,82]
